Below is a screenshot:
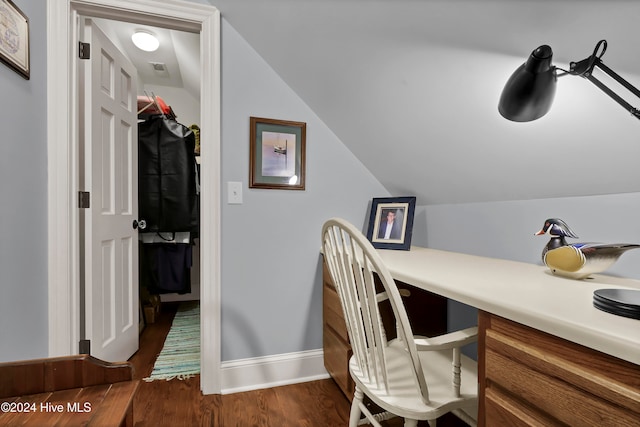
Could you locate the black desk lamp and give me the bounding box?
[499,40,640,122]
[499,40,640,320]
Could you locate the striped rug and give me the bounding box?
[144,301,200,381]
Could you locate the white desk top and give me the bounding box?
[377,246,640,365]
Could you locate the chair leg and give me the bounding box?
[349,387,364,427]
[404,419,419,427]
[427,419,437,427]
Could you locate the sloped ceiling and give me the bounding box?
[213,0,640,205]
[92,18,200,100]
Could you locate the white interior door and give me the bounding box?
[82,18,139,362]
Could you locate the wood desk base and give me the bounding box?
[478,311,640,427]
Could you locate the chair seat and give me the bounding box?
[349,339,478,421]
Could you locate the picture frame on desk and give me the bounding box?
[366,196,416,250]
[0,0,30,80]
[249,116,306,190]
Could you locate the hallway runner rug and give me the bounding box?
[144,301,200,381]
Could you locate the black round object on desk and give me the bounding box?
[593,289,640,320]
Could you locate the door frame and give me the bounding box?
[46,0,222,394]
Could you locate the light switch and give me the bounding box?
[228,181,242,204]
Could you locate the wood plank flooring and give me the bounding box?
[129,302,468,427]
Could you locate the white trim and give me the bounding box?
[47,0,78,358]
[220,350,330,395]
[198,5,222,395]
[47,0,222,394]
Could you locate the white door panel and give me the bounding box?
[82,18,138,362]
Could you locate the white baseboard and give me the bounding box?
[220,349,330,394]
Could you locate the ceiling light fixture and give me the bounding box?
[498,39,640,122]
[131,30,159,52]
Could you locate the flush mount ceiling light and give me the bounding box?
[131,30,159,52]
[498,39,640,122]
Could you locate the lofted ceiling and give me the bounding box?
[102,0,640,206]
[92,18,200,100]
[209,0,640,205]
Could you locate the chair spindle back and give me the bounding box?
[322,218,430,403]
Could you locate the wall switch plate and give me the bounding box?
[228,181,242,204]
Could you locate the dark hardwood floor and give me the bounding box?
[129,302,468,427]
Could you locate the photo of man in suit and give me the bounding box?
[367,197,415,250]
[377,209,403,240]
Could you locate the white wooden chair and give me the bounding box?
[322,218,478,427]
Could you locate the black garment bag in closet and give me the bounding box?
[138,115,199,233]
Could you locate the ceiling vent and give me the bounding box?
[150,62,166,72]
[148,62,170,78]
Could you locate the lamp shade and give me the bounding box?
[499,45,557,122]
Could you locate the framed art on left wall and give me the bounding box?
[0,0,29,79]
[249,117,306,190]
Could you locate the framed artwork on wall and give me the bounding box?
[366,196,416,250]
[249,116,306,190]
[0,0,30,79]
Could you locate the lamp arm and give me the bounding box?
[568,40,640,119]
[586,63,640,119]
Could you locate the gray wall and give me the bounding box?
[414,192,640,359]
[419,192,640,277]
[0,1,387,364]
[220,20,389,361]
[0,0,48,361]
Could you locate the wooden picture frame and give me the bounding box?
[366,196,416,250]
[0,0,29,79]
[250,117,306,190]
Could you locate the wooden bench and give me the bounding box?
[0,354,139,426]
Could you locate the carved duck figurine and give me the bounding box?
[535,218,640,279]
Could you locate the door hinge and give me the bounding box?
[79,340,91,355]
[79,191,90,208]
[79,42,90,59]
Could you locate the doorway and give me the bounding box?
[86,15,202,362]
[46,0,221,394]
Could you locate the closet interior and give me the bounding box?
[92,18,202,330]
[137,94,201,323]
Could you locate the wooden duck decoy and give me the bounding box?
[535,218,640,279]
